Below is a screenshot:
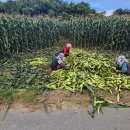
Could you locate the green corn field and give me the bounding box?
[0,16,60,55]
[61,18,130,51]
[0,16,130,56]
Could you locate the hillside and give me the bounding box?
[0,0,96,17]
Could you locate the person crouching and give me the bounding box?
[63,43,72,57]
[116,55,130,75]
[50,53,66,70]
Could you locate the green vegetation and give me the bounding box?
[0,16,130,57]
[0,0,96,17]
[113,8,130,15]
[61,18,130,51]
[0,16,59,56]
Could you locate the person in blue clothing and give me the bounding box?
[50,53,66,70]
[116,56,130,75]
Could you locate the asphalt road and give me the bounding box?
[0,108,130,130]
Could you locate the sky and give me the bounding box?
[67,0,130,11]
[67,0,130,16]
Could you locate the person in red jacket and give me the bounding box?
[63,43,72,57]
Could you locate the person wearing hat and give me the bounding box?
[50,53,66,70]
[116,56,130,75]
[63,43,72,57]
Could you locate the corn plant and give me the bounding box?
[60,18,130,51]
[0,16,60,55]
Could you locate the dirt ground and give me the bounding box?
[0,90,91,112]
[0,89,130,113]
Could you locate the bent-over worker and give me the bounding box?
[116,55,130,75]
[63,43,72,57]
[50,53,66,70]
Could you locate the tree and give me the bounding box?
[113,8,124,15]
[0,0,96,17]
[124,8,130,14]
[74,2,90,15]
[0,1,5,13]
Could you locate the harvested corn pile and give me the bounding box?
[46,48,130,113]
